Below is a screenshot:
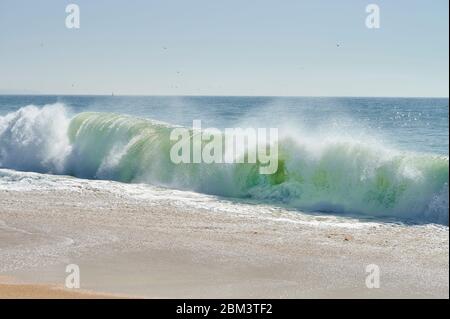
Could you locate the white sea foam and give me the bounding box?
[0,104,71,173]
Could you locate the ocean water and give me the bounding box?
[0,95,448,225]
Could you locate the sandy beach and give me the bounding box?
[0,176,448,299]
[0,278,120,299]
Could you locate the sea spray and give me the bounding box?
[0,104,71,173]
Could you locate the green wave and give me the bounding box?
[1,106,448,224]
[66,112,449,224]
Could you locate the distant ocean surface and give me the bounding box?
[0,95,448,225]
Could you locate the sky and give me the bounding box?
[0,0,448,97]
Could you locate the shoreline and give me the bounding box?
[0,181,448,298]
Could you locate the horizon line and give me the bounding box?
[0,93,448,99]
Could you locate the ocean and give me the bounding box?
[0,95,448,225]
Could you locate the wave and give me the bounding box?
[1,104,448,225]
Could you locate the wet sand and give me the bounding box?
[0,186,448,298]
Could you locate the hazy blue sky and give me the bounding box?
[0,0,448,97]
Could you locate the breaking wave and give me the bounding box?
[0,104,448,225]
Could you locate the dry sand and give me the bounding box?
[0,284,118,299]
[0,186,448,299]
[0,275,122,298]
